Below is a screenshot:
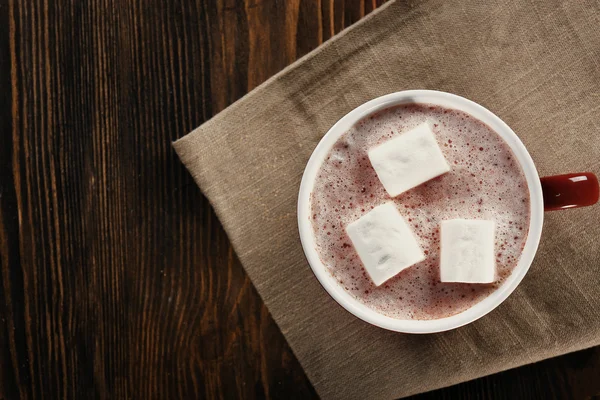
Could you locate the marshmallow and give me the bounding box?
[368,122,450,197]
[440,219,496,283]
[346,202,425,286]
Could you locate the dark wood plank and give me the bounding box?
[0,0,599,399]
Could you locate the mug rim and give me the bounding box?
[297,90,544,333]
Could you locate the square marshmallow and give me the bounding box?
[346,202,425,286]
[368,122,450,197]
[440,219,496,283]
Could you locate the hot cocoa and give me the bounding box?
[310,104,530,320]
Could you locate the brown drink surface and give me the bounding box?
[310,104,531,320]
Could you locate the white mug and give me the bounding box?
[297,90,598,333]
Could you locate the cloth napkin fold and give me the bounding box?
[174,0,600,398]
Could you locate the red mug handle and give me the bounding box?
[541,172,599,211]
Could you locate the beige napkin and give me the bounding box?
[174,0,600,398]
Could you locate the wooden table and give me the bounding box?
[1,0,599,398]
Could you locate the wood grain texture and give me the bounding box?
[0,0,599,399]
